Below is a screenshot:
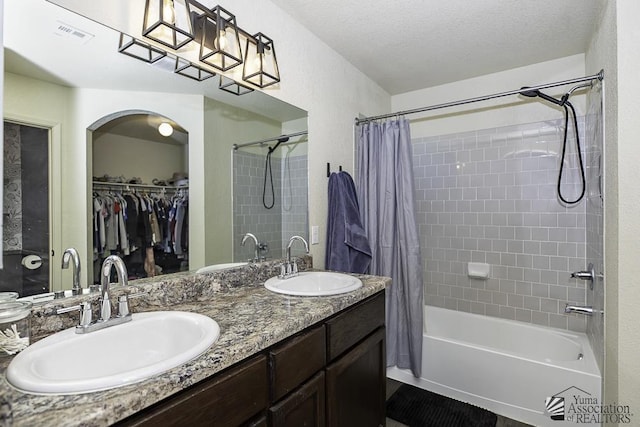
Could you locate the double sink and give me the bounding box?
[6,270,362,395]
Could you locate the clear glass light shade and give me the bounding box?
[242,33,280,88]
[143,0,193,50]
[174,57,215,81]
[118,33,166,64]
[199,6,242,71]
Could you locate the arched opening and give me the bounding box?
[87,110,189,284]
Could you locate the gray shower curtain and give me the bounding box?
[356,118,424,377]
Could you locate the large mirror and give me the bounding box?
[1,0,308,298]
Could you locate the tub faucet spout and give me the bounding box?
[564,304,594,316]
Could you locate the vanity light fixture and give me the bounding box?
[242,32,280,88]
[136,2,282,90]
[219,75,254,96]
[143,0,194,50]
[118,33,166,64]
[174,57,215,81]
[158,122,174,137]
[197,5,243,72]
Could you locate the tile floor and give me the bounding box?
[385,379,533,427]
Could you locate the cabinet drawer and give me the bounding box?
[117,355,268,427]
[326,291,385,361]
[269,324,325,402]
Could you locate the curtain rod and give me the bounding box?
[355,69,604,125]
[232,130,308,150]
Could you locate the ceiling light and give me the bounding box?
[242,33,280,88]
[143,0,194,50]
[118,33,166,63]
[158,122,174,136]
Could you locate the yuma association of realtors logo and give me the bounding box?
[545,386,633,424]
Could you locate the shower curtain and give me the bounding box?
[356,118,424,377]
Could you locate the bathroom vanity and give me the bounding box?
[0,258,389,426]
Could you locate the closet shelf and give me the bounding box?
[92,181,188,191]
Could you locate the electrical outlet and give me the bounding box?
[311,226,319,245]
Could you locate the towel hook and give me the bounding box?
[326,163,343,178]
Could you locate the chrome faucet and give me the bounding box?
[241,233,260,262]
[56,255,133,334]
[280,236,310,279]
[564,304,595,316]
[99,255,128,322]
[61,248,82,296]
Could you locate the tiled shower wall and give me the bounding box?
[233,150,308,261]
[415,117,590,332]
[280,154,309,256]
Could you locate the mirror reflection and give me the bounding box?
[2,0,308,298]
[232,133,309,263]
[91,113,190,282]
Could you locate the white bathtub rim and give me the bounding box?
[424,305,600,376]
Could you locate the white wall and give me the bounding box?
[587,0,640,417]
[392,54,587,138]
[613,1,640,414]
[92,133,187,184]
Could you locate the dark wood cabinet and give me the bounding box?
[269,325,326,402]
[115,355,269,427]
[326,327,386,427]
[116,291,385,427]
[269,371,326,427]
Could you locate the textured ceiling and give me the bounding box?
[271,0,603,95]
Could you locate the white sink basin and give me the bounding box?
[264,271,363,296]
[7,311,220,395]
[196,262,248,273]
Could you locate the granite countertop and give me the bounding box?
[0,259,389,426]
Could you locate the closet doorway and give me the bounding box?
[1,121,51,297]
[90,112,188,285]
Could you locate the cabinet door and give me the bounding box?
[325,327,386,427]
[116,355,268,427]
[269,371,326,427]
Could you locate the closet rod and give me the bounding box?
[355,69,604,125]
[232,130,308,151]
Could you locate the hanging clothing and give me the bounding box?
[356,118,424,378]
[325,171,371,273]
[92,187,189,280]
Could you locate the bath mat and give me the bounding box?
[386,384,497,427]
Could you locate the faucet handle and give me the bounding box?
[117,295,131,318]
[56,302,93,327]
[117,292,145,318]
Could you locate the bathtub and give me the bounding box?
[387,306,601,427]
